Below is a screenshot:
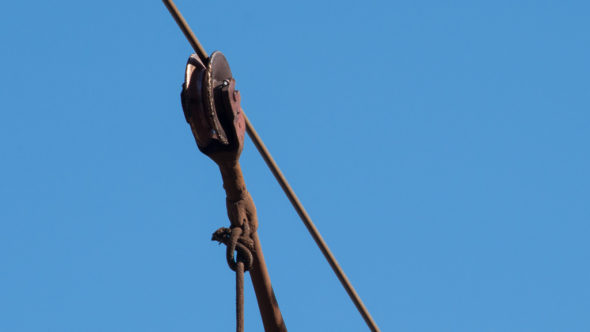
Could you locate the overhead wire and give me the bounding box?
[162,1,380,331]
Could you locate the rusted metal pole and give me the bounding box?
[249,234,286,331]
[218,162,287,332]
[180,48,287,330]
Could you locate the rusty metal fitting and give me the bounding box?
[181,51,245,165]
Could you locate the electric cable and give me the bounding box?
[163,1,380,330]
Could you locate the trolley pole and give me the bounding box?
[217,162,287,331]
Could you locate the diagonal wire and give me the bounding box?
[162,1,380,331]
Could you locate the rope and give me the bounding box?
[163,1,380,330]
[236,261,244,332]
[212,226,254,332]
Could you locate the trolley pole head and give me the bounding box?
[181,51,246,166]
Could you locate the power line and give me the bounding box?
[163,1,380,330]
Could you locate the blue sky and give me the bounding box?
[1,1,589,331]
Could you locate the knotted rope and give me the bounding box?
[212,226,255,332]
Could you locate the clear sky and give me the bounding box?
[1,1,589,331]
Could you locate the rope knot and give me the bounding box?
[212,226,254,271]
[211,224,254,332]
